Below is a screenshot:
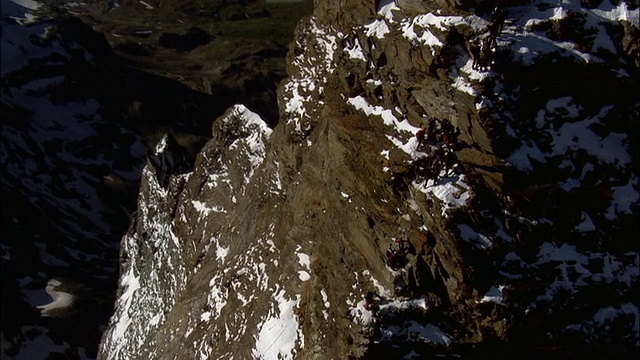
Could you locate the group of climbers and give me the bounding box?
[386,237,410,270]
[360,238,412,317]
[470,2,508,71]
[413,117,459,186]
[362,237,424,321]
[416,117,456,150]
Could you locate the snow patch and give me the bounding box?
[297,252,310,269]
[415,174,471,216]
[320,289,330,309]
[348,96,401,127]
[479,285,505,304]
[458,224,492,249]
[365,19,390,39]
[594,302,639,332]
[606,177,639,220]
[296,252,311,281]
[36,279,75,316]
[591,1,639,28]
[575,212,596,232]
[298,271,311,281]
[362,269,391,298]
[253,290,301,359]
[378,0,400,22]
[154,134,168,155]
[192,200,226,216]
[109,266,141,357]
[380,322,451,346]
[450,74,478,96]
[216,244,229,262]
[8,0,40,10]
[139,0,153,9]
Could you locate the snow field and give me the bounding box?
[253,289,302,360]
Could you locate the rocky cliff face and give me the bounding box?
[1,0,302,357]
[99,0,638,358]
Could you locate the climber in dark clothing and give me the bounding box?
[364,291,374,310]
[426,118,440,143]
[364,290,379,315]
[442,132,451,148]
[416,157,434,185]
[433,148,446,176]
[470,38,483,71]
[395,238,409,254]
[479,36,494,70]
[489,2,508,46]
[470,34,493,71]
[415,126,427,151]
[433,148,449,175]
[440,120,457,148]
[386,248,396,265]
[414,157,431,181]
[387,244,408,270]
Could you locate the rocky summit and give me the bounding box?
[2,0,639,359]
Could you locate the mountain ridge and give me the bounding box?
[1,0,637,358]
[99,0,638,357]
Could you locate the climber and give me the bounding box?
[434,146,457,176]
[413,157,430,180]
[386,247,396,269]
[446,147,458,175]
[395,238,409,254]
[387,241,409,270]
[440,120,457,148]
[441,132,451,148]
[433,148,446,175]
[427,155,443,184]
[469,38,483,71]
[426,117,441,146]
[366,54,376,72]
[365,291,380,316]
[364,291,374,310]
[488,3,508,46]
[421,165,432,185]
[386,248,396,266]
[479,36,494,71]
[415,126,427,151]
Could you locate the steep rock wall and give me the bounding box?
[99,0,638,358]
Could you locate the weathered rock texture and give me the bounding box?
[99,0,638,358]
